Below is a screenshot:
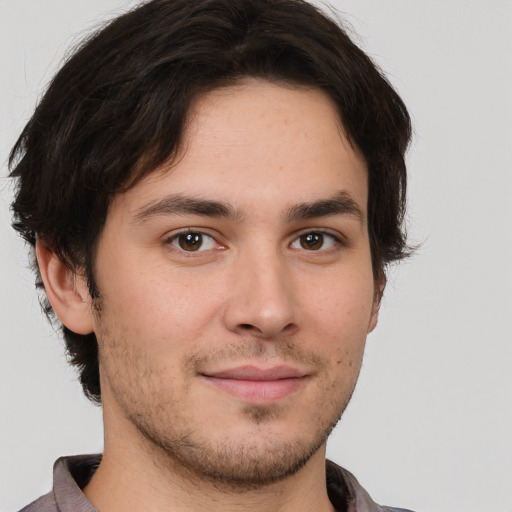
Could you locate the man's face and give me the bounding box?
[89,80,378,486]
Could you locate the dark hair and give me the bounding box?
[9,0,412,403]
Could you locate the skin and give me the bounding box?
[38,80,380,512]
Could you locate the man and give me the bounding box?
[9,0,413,511]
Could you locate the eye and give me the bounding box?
[290,231,339,251]
[168,231,218,252]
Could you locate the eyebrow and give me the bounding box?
[133,194,240,223]
[285,191,364,224]
[132,190,364,224]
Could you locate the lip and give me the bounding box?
[201,365,308,403]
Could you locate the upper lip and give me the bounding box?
[203,365,306,381]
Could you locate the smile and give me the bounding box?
[201,365,308,402]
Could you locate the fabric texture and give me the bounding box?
[19,455,415,512]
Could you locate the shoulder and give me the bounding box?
[326,460,417,512]
[382,508,416,512]
[17,492,57,512]
[16,454,101,512]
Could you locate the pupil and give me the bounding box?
[301,233,323,250]
[179,233,202,251]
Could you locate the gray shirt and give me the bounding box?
[18,455,415,512]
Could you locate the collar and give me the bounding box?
[45,454,400,512]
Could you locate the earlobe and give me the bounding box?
[367,278,386,334]
[36,241,95,335]
[367,302,380,333]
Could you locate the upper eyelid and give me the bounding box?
[165,231,221,256]
[290,230,342,246]
[164,228,226,251]
[164,227,218,241]
[290,227,345,242]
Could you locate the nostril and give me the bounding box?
[237,322,297,337]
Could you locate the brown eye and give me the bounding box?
[291,231,338,251]
[178,233,203,251]
[169,232,217,252]
[300,233,324,250]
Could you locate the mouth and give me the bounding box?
[201,365,308,403]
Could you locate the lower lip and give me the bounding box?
[203,376,305,402]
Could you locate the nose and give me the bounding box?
[222,251,299,339]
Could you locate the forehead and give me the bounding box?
[115,80,368,218]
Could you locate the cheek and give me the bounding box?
[301,271,375,332]
[299,272,374,369]
[95,257,224,356]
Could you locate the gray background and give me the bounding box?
[1,1,511,510]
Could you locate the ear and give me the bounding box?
[36,241,94,335]
[367,277,386,334]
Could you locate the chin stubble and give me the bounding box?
[130,401,343,491]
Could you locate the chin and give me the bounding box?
[132,405,340,490]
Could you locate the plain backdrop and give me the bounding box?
[1,1,511,511]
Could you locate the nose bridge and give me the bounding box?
[223,243,297,337]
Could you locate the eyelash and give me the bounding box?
[290,230,342,252]
[164,228,344,255]
[165,229,222,254]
